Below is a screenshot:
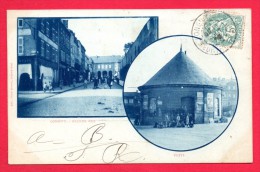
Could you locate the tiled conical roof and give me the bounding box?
[140,47,216,88]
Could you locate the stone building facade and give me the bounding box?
[91,56,123,80]
[17,18,89,91]
[136,47,223,125]
[120,17,159,81]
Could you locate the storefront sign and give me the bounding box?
[207,93,214,112]
[197,92,203,103]
[196,92,204,112]
[143,95,148,110]
[149,98,156,112]
[18,29,31,36]
[196,103,203,112]
[157,100,163,105]
[38,31,58,49]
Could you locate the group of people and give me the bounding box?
[154,113,194,129]
[93,76,113,89]
[43,76,115,92]
[43,78,77,92]
[58,78,77,90]
[43,81,54,92]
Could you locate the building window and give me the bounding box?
[52,28,56,41]
[55,30,58,44]
[18,37,23,55]
[66,53,70,65]
[61,50,65,62]
[149,98,157,112]
[46,22,50,37]
[46,44,50,60]
[101,64,104,69]
[129,99,134,104]
[40,40,45,57]
[55,49,58,62]
[51,47,56,62]
[18,19,23,28]
[109,64,111,69]
[40,20,45,34]
[98,65,100,69]
[105,65,108,69]
[124,99,128,104]
[60,29,64,44]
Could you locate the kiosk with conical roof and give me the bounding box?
[138,46,222,125]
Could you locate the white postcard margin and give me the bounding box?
[8,9,252,164]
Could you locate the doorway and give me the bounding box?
[109,70,112,79]
[181,96,195,123]
[19,73,31,91]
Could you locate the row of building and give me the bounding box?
[18,18,94,91]
[213,77,238,116]
[120,17,158,81]
[18,17,159,91]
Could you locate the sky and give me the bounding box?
[124,36,237,92]
[68,18,149,56]
[66,17,237,93]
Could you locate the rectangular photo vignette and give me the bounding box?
[8,9,252,164]
[17,16,158,118]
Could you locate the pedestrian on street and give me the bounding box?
[104,77,108,89]
[190,120,194,128]
[116,77,119,85]
[176,114,181,127]
[134,112,141,126]
[185,114,190,128]
[43,82,48,93]
[73,78,76,87]
[93,77,98,89]
[59,80,63,90]
[165,113,170,127]
[108,77,113,89]
[49,81,54,92]
[84,79,88,89]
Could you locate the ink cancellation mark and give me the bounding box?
[191,10,245,55]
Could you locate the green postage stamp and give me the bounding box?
[192,10,245,55]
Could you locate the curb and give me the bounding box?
[18,84,84,107]
[18,84,83,94]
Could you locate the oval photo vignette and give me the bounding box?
[123,35,238,151]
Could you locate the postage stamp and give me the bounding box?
[191,10,245,55]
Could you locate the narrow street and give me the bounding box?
[18,82,126,117]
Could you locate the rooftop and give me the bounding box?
[90,55,123,64]
[139,46,217,89]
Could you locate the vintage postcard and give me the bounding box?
[8,9,252,164]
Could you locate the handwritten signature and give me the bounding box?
[27,131,64,144]
[26,123,142,163]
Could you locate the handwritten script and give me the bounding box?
[26,123,142,163]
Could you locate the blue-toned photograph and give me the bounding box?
[17,17,158,117]
[123,35,238,151]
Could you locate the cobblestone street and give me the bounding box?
[18,82,125,117]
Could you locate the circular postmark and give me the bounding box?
[191,10,238,55]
